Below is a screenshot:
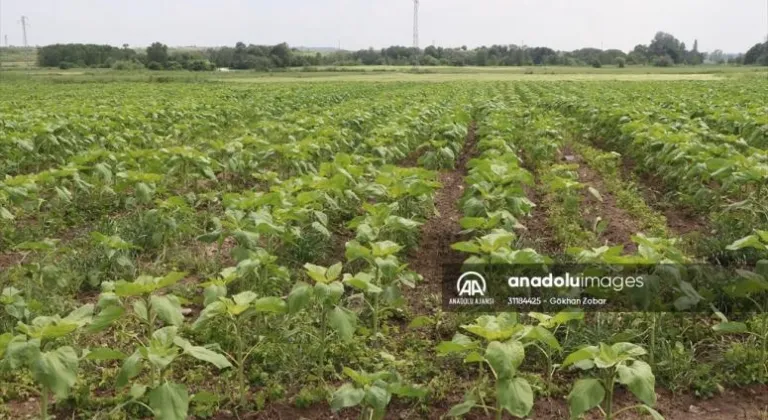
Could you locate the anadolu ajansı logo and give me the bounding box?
[450,271,494,305]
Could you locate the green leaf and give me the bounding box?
[484,340,524,380]
[85,347,127,361]
[640,405,665,420]
[116,350,143,388]
[364,384,391,415]
[287,282,312,314]
[447,399,476,417]
[713,321,748,333]
[31,346,79,399]
[525,325,562,351]
[370,240,402,257]
[568,378,605,419]
[304,263,329,284]
[150,295,184,326]
[253,297,287,314]
[388,383,428,398]
[149,382,189,420]
[345,240,371,262]
[330,383,365,411]
[594,342,620,368]
[327,262,343,282]
[130,384,147,399]
[344,272,382,294]
[617,360,656,406]
[192,301,226,329]
[726,235,765,251]
[408,316,435,328]
[328,306,356,341]
[182,345,232,369]
[497,377,533,418]
[0,206,14,221]
[87,305,125,333]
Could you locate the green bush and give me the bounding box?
[58,61,75,70]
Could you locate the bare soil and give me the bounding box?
[563,148,641,252]
[405,122,478,314]
[222,385,768,419]
[621,156,709,237]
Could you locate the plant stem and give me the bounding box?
[319,309,327,378]
[604,370,616,420]
[40,387,49,420]
[145,296,156,389]
[650,313,657,366]
[234,321,246,407]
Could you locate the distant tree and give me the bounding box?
[744,41,768,65]
[686,39,704,65]
[653,54,675,67]
[615,57,626,68]
[591,58,602,68]
[708,49,726,64]
[147,61,163,70]
[146,42,169,66]
[649,32,686,64]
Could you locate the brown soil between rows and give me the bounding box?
[620,155,709,237]
[405,122,477,314]
[562,147,640,253]
[230,384,768,419]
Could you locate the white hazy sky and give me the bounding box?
[1,0,766,52]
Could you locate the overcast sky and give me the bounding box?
[1,0,766,52]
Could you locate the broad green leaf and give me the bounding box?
[182,345,232,369]
[388,383,428,398]
[116,350,143,387]
[193,301,226,329]
[484,340,524,380]
[130,384,148,399]
[408,316,435,328]
[568,378,605,419]
[326,262,343,282]
[713,321,748,333]
[87,305,125,333]
[364,384,391,414]
[287,282,312,313]
[345,240,371,261]
[447,399,476,417]
[370,240,402,257]
[149,382,189,420]
[617,360,656,406]
[640,405,665,420]
[726,235,765,251]
[150,295,184,326]
[253,297,286,314]
[562,346,599,368]
[330,383,365,411]
[31,346,79,398]
[328,306,357,341]
[497,377,533,418]
[304,263,329,284]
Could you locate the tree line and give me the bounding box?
[36,32,768,70]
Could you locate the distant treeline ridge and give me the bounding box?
[35,32,768,70]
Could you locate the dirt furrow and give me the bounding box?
[562,147,641,252]
[406,122,477,314]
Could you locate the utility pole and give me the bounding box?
[413,0,419,49]
[20,16,29,47]
[4,35,8,47]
